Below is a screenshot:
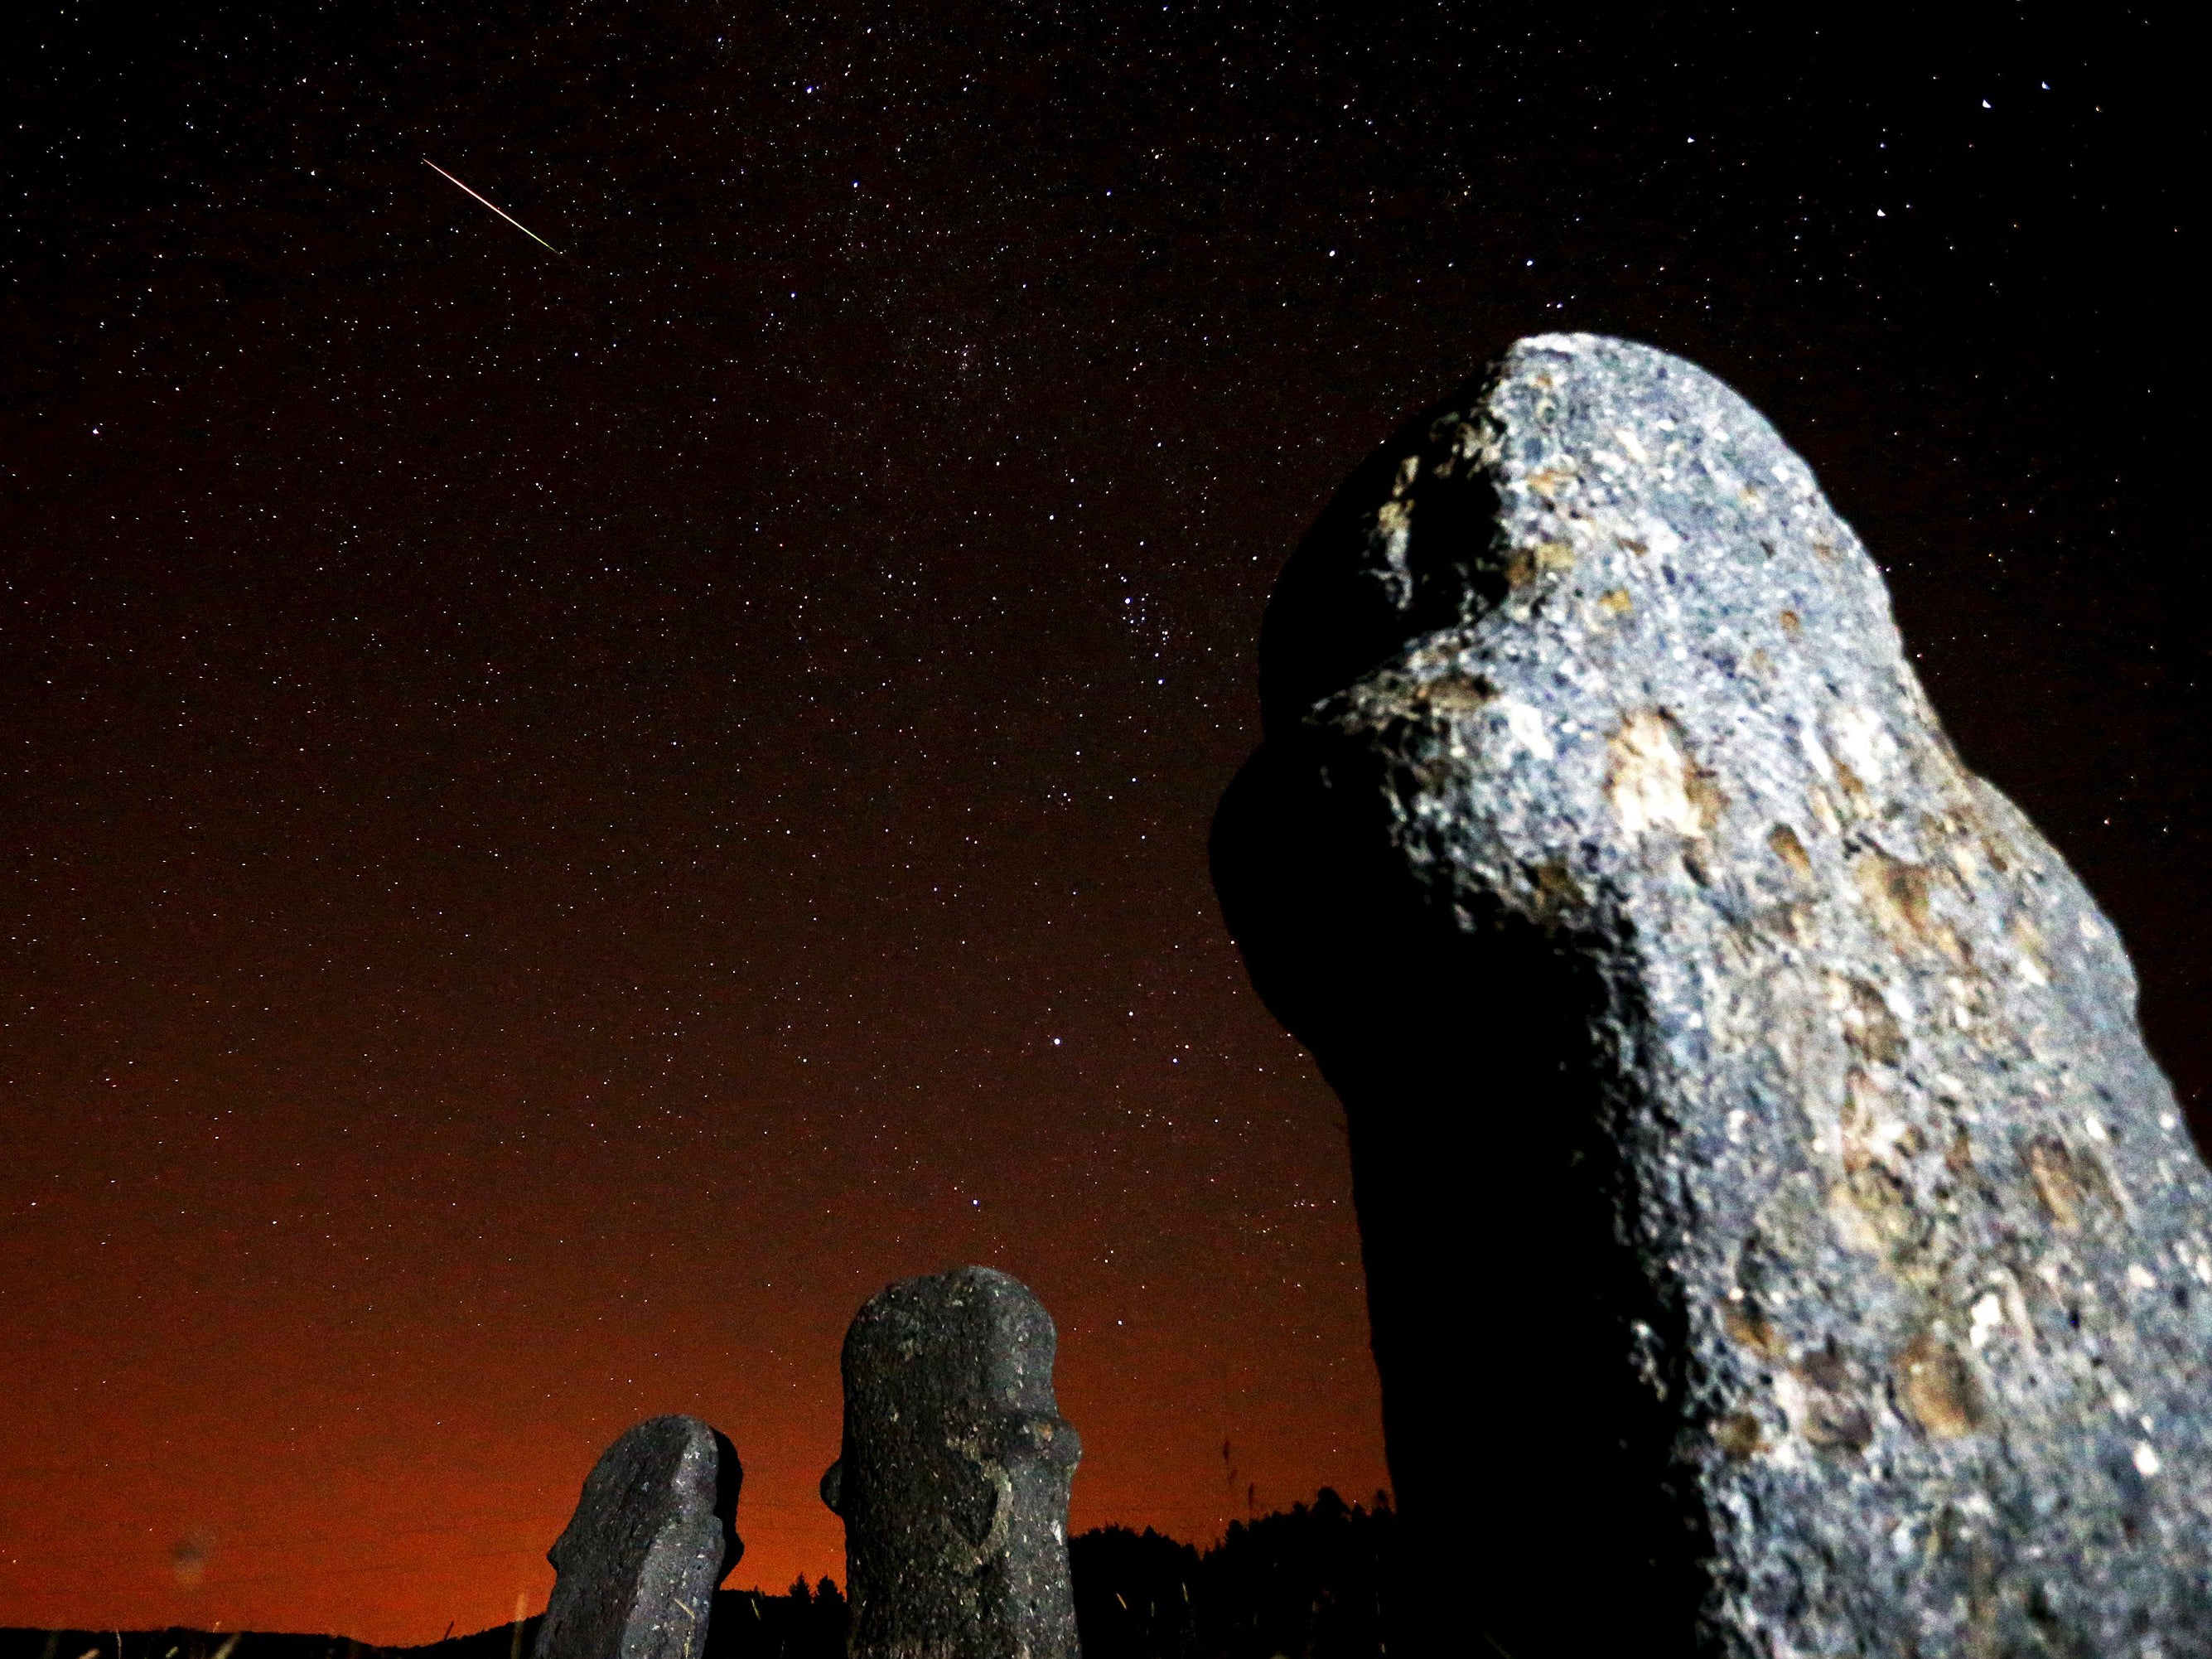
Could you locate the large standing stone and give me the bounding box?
[821,1266,1081,1659]
[1212,334,2212,1656]
[535,1415,742,1659]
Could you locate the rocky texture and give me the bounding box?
[1212,334,2212,1657]
[823,1267,1081,1659]
[536,1415,743,1659]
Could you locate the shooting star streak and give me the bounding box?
[423,158,564,255]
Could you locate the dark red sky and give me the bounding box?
[2,2,2200,1643]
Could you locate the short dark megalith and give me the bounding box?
[822,1266,1081,1659]
[1211,333,2212,1656]
[535,1415,742,1659]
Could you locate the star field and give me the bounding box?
[2,2,2200,1641]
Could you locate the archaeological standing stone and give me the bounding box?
[1211,333,2212,1656]
[822,1266,1082,1659]
[535,1415,742,1659]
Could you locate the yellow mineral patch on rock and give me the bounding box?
[1895,1332,1982,1439]
[1768,822,1814,884]
[2026,1138,2086,1232]
[1684,767,1728,831]
[1414,671,1497,714]
[1715,1412,1766,1461]
[1608,710,1706,839]
[1945,1125,1974,1177]
[1598,587,1634,617]
[1504,539,1577,587]
[1832,757,1873,815]
[1723,1301,1783,1358]
[1853,854,1936,950]
[1833,977,1905,1066]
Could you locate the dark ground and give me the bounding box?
[0,1492,1393,1659]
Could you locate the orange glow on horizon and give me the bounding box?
[0,1042,1385,1645]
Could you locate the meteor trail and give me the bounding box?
[423,158,564,255]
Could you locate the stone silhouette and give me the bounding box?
[1212,333,2212,1655]
[535,1415,742,1659]
[823,1266,1081,1658]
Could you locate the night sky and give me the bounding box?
[2,3,2201,1643]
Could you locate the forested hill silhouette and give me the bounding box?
[0,1490,1398,1659]
[1070,1488,1395,1659]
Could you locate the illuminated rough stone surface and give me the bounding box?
[1213,333,2212,1656]
[822,1266,1080,1659]
[535,1415,741,1659]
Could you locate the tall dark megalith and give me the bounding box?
[534,1415,742,1659]
[1211,333,2212,1656]
[823,1266,1082,1659]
